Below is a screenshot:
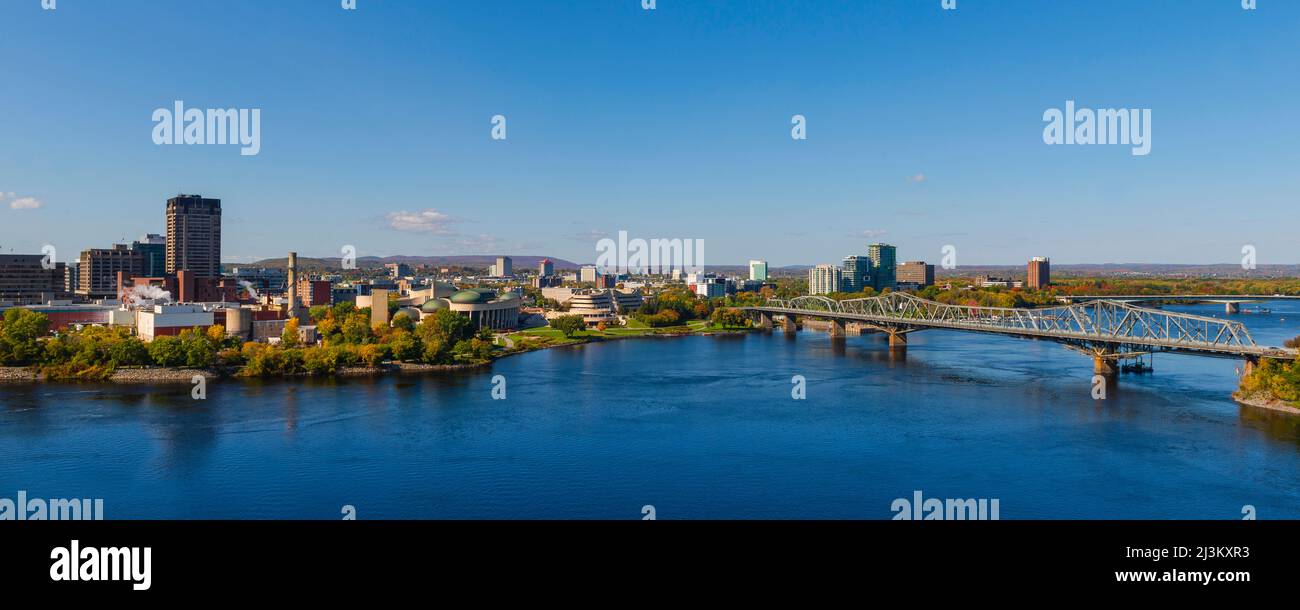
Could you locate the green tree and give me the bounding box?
[391,312,416,333]
[0,308,50,365]
[148,336,186,367]
[388,329,422,362]
[550,314,586,338]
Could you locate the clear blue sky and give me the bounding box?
[2,0,1297,267]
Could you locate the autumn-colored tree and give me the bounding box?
[281,318,300,347]
[206,324,227,344]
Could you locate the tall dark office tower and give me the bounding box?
[132,234,167,277]
[166,195,222,277]
[868,243,897,291]
[841,255,871,292]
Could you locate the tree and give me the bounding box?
[0,308,50,365]
[281,318,300,347]
[710,307,749,329]
[309,305,331,323]
[391,312,415,332]
[206,324,227,344]
[148,336,186,367]
[388,329,421,362]
[357,343,388,367]
[183,334,216,368]
[550,314,586,338]
[341,312,371,344]
[108,337,150,366]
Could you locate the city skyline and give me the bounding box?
[4,1,1298,266]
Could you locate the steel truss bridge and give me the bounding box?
[744,293,1294,366]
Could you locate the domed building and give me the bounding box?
[419,288,520,331]
[394,306,423,324]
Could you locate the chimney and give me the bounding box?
[287,252,300,317]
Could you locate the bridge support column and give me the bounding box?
[1226,302,1240,315]
[758,312,773,331]
[887,330,907,349]
[782,314,797,333]
[1093,356,1117,379]
[829,319,845,338]
[1243,357,1257,378]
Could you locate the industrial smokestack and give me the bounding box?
[287,252,299,318]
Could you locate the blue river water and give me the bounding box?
[2,301,1299,519]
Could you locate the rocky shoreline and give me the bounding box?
[1232,391,1300,415]
[0,360,492,385]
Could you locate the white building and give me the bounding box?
[136,304,215,341]
[694,275,726,299]
[749,260,768,282]
[808,264,843,295]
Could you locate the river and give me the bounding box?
[2,301,1298,519]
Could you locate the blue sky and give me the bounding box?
[1,0,1297,266]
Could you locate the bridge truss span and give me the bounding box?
[749,292,1293,360]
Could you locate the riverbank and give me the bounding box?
[0,324,751,386]
[1233,391,1300,415]
[0,360,494,385]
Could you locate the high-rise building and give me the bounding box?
[496,256,513,277]
[579,265,599,283]
[79,245,143,298]
[64,262,79,294]
[539,258,554,277]
[897,261,935,287]
[386,263,412,279]
[132,234,167,277]
[1028,256,1050,289]
[0,254,67,305]
[808,264,843,295]
[748,259,768,282]
[166,195,222,277]
[867,243,897,291]
[841,255,871,292]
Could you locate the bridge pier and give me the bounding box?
[1243,357,1257,377]
[1093,356,1117,379]
[887,329,908,349]
[758,311,773,331]
[829,319,845,338]
[1225,302,1240,315]
[782,314,798,333]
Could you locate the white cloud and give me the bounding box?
[9,197,43,210]
[386,209,456,233]
[907,173,926,183]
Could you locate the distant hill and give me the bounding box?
[239,255,581,271]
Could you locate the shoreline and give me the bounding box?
[0,327,748,386]
[1232,391,1300,415]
